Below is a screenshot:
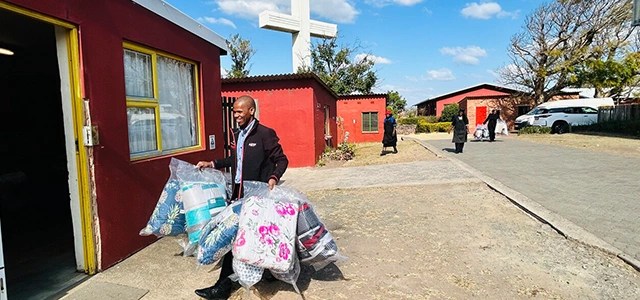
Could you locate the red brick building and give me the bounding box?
[222,73,338,168]
[1,0,228,296]
[416,83,530,131]
[337,94,388,143]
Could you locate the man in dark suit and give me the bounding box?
[194,95,288,299]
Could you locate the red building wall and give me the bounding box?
[222,78,332,168]
[337,95,387,143]
[6,0,225,269]
[435,88,509,115]
[312,80,338,160]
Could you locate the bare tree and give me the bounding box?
[499,0,632,105]
[227,34,256,79]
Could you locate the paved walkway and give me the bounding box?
[280,160,481,191]
[423,138,640,261]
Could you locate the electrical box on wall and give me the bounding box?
[83,126,99,146]
[209,135,216,150]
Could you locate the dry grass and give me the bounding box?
[515,133,640,157]
[322,140,438,168]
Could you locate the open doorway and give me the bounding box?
[0,8,87,299]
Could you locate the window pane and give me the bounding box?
[371,112,378,131]
[127,107,158,154]
[124,49,154,98]
[157,55,199,150]
[362,113,370,132]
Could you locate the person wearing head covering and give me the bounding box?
[483,109,500,142]
[450,109,469,153]
[382,109,398,155]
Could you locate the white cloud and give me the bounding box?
[213,0,358,23]
[486,69,499,77]
[440,46,487,65]
[221,67,228,77]
[198,17,237,28]
[460,2,519,20]
[310,0,359,23]
[366,0,423,7]
[355,53,392,65]
[423,7,433,15]
[425,68,456,81]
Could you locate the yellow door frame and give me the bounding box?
[0,1,97,274]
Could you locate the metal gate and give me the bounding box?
[221,96,237,165]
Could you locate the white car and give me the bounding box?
[515,98,614,134]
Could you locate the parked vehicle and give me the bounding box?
[515,98,614,133]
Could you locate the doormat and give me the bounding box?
[62,281,148,300]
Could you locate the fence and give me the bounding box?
[598,104,640,122]
[221,96,237,172]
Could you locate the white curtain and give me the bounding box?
[124,49,153,98]
[157,55,198,150]
[127,107,157,154]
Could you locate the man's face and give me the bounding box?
[233,101,254,128]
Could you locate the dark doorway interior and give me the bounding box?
[0,9,86,300]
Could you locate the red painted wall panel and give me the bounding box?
[337,96,386,143]
[222,79,332,168]
[6,0,225,269]
[312,80,338,162]
[435,88,509,116]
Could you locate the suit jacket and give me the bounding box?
[214,120,288,198]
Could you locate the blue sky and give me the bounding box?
[165,0,544,106]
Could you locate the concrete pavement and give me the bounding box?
[420,137,640,264]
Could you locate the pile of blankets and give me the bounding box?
[140,158,345,292]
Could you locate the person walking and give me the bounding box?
[194,95,288,300]
[450,109,469,154]
[381,110,398,155]
[483,109,500,142]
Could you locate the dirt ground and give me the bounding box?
[65,137,640,300]
[321,139,437,168]
[516,133,640,157]
[225,183,640,300]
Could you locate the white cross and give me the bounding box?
[259,0,338,72]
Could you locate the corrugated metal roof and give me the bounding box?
[223,73,341,97]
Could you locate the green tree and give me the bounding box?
[440,104,459,123]
[570,53,640,97]
[302,37,378,95]
[386,90,407,113]
[498,0,633,104]
[227,34,256,78]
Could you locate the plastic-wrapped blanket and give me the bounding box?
[196,201,243,266]
[231,258,263,292]
[175,160,228,254]
[296,202,346,271]
[474,125,489,140]
[140,158,187,237]
[233,196,298,272]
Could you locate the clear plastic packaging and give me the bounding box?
[196,202,243,266]
[139,158,187,237]
[233,196,298,272]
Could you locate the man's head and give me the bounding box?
[491,109,496,114]
[233,95,256,128]
[458,109,465,115]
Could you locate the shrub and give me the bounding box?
[572,120,640,137]
[398,117,420,125]
[424,115,439,123]
[519,126,552,135]
[416,121,451,133]
[439,104,459,123]
[320,142,356,164]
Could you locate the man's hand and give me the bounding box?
[268,178,277,190]
[196,161,213,169]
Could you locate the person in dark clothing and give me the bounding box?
[381,110,398,155]
[194,95,288,300]
[450,109,469,154]
[483,109,500,142]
